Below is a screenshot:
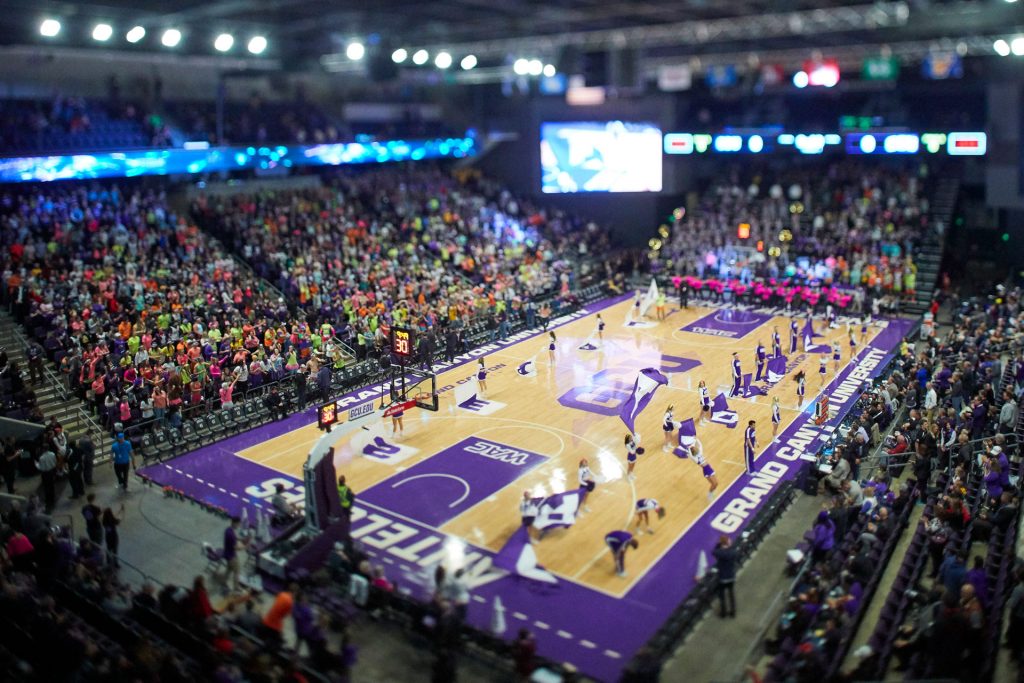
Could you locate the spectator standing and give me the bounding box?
[36,445,58,513]
[317,363,331,404]
[260,583,296,649]
[103,505,123,568]
[65,441,85,499]
[512,628,537,681]
[78,435,95,486]
[713,534,738,618]
[111,432,134,491]
[82,493,104,545]
[223,516,241,592]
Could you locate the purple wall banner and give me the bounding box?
[360,437,547,527]
[680,309,775,339]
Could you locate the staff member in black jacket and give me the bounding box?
[713,534,738,618]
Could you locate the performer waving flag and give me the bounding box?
[772,326,782,358]
[618,368,669,434]
[789,318,799,354]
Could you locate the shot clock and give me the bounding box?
[391,327,414,359]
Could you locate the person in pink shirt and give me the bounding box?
[219,377,238,409]
[119,397,132,426]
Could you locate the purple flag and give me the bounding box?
[533,488,586,531]
[742,373,767,397]
[766,355,788,384]
[619,367,669,434]
[802,319,831,353]
[673,418,697,458]
[710,392,738,428]
[494,526,558,584]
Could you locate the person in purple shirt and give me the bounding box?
[984,459,1004,503]
[744,420,757,474]
[605,530,639,577]
[730,353,742,398]
[971,398,988,439]
[223,516,241,592]
[993,446,1012,489]
[808,510,835,562]
[965,555,990,609]
[754,342,767,381]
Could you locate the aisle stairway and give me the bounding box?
[904,176,960,316]
[0,309,111,462]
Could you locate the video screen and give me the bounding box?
[540,121,663,193]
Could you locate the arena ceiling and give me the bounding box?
[2,0,1023,65]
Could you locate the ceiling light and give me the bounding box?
[92,23,113,42]
[39,19,61,38]
[126,26,145,43]
[161,28,182,47]
[513,58,529,75]
[412,49,429,65]
[346,42,365,60]
[1013,37,1024,56]
[994,39,1011,56]
[392,48,408,63]
[248,35,267,54]
[527,59,543,76]
[460,54,477,70]
[214,33,234,52]
[543,64,556,78]
[434,51,452,69]
[793,70,809,88]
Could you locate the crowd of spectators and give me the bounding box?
[0,492,354,682]
[766,288,1024,681]
[194,167,621,359]
[653,162,934,313]
[0,95,164,153]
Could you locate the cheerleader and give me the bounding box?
[789,318,799,355]
[795,370,806,408]
[520,490,539,530]
[832,341,841,373]
[596,313,606,343]
[548,331,557,363]
[578,458,595,512]
[697,380,711,424]
[634,498,665,534]
[772,326,782,358]
[755,341,767,381]
[631,290,643,322]
[391,400,405,437]
[827,303,837,329]
[860,313,870,346]
[656,291,667,321]
[849,327,858,358]
[625,433,642,480]
[771,395,782,441]
[476,358,488,396]
[818,354,827,387]
[689,439,719,500]
[662,405,676,452]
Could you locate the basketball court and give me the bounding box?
[140,292,915,680]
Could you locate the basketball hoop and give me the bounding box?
[414,392,432,403]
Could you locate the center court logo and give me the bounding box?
[465,440,533,466]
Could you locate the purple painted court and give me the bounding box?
[139,300,916,681]
[680,309,775,338]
